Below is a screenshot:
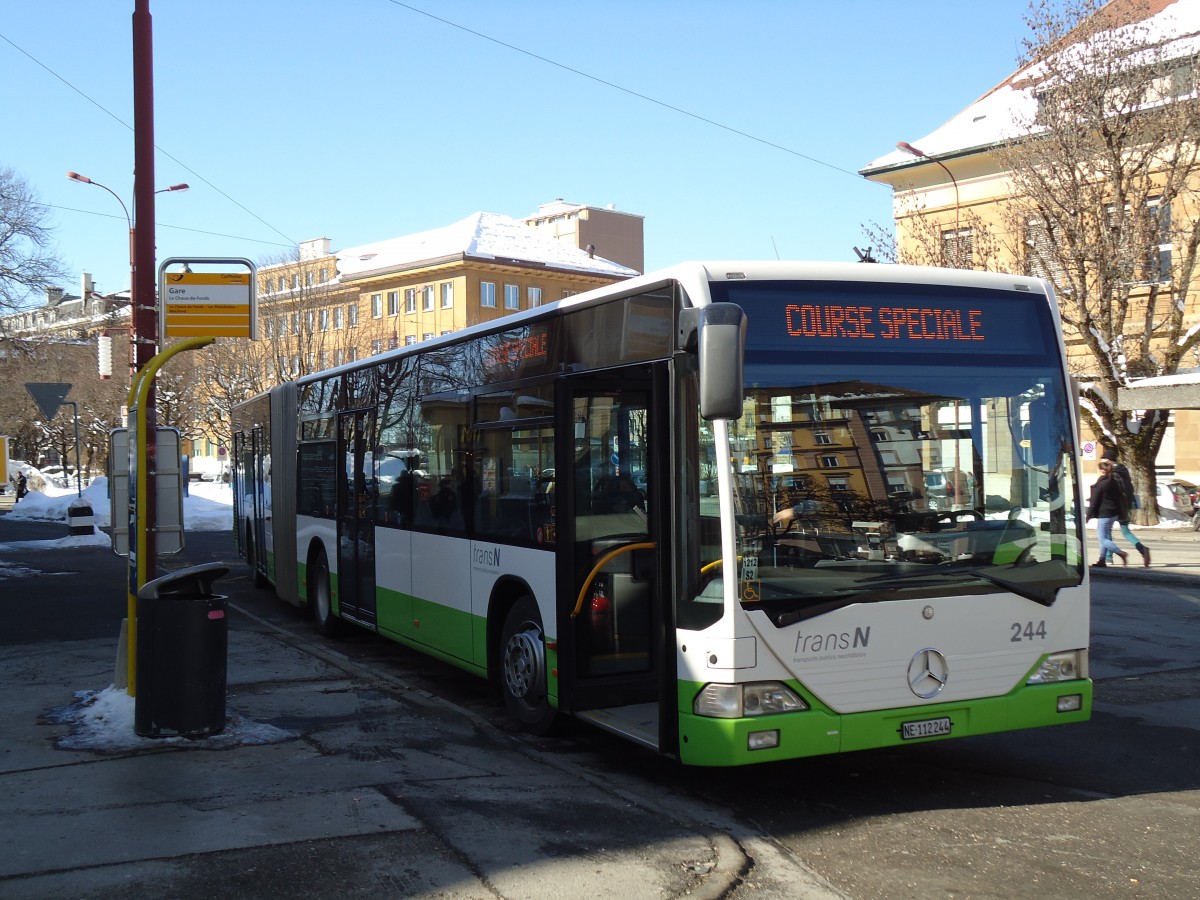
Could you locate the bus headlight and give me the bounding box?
[693,681,808,718]
[1026,650,1086,684]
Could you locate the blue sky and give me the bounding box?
[1,1,1031,301]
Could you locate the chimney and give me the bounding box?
[46,287,65,306]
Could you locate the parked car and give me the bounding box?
[1172,479,1200,508]
[1155,480,1195,516]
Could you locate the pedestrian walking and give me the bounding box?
[1087,459,1129,567]
[1101,445,1151,567]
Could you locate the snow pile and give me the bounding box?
[48,686,296,753]
[5,476,233,532]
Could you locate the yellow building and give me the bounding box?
[252,203,641,373]
[860,0,1200,484]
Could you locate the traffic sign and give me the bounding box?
[25,383,72,420]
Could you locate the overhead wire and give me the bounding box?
[383,0,868,181]
[0,29,298,247]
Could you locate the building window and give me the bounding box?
[277,276,285,292]
[333,348,343,366]
[827,475,849,491]
[820,455,840,468]
[371,293,383,318]
[318,309,329,331]
[481,281,496,308]
[291,313,300,335]
[441,282,453,308]
[814,432,832,445]
[292,274,300,290]
[423,285,435,311]
[942,227,974,268]
[528,286,542,308]
[505,284,520,310]
[319,267,328,283]
[405,334,417,346]
[334,307,343,330]
[349,347,358,362]
[371,340,383,355]
[1147,197,1173,284]
[405,288,417,313]
[347,304,359,327]
[305,271,313,287]
[562,289,577,298]
[423,332,433,341]
[387,291,399,316]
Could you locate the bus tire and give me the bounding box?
[499,596,556,734]
[310,549,341,637]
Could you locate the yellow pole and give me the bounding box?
[125,337,215,695]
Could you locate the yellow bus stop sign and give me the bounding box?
[159,258,257,339]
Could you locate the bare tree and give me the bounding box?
[0,168,66,323]
[995,0,1200,522]
[0,335,127,478]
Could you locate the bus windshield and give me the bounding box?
[713,363,1084,623]
[700,278,1086,625]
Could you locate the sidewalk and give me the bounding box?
[0,522,841,900]
[1090,523,1200,583]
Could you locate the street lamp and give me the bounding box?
[65,172,189,373]
[896,141,962,267]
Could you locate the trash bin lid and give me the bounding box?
[137,562,230,600]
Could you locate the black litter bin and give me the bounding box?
[134,562,229,738]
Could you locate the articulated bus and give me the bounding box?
[232,261,1091,766]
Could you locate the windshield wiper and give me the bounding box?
[851,561,1070,606]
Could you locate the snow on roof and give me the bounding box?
[336,211,639,280]
[862,0,1200,172]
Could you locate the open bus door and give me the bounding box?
[337,408,377,626]
[556,364,674,752]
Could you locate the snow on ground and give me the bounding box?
[46,686,295,753]
[0,477,232,573]
[2,476,232,532]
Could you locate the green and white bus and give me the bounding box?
[232,261,1091,766]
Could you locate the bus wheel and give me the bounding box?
[310,550,340,637]
[499,596,556,734]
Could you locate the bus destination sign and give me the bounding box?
[784,303,984,344]
[716,283,1052,358]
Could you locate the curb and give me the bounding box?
[1089,567,1200,587]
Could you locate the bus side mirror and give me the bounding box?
[680,303,746,421]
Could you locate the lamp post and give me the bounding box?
[896,141,962,267]
[66,172,188,378]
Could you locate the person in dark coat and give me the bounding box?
[1100,445,1150,567]
[1086,459,1128,567]
[15,472,27,502]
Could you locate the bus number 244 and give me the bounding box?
[1011,620,1047,642]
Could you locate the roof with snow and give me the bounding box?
[336,212,640,281]
[861,0,1200,174]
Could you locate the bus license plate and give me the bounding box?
[901,717,952,740]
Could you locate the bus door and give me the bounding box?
[557,365,672,749]
[337,408,377,626]
[251,426,269,581]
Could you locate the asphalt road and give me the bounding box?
[4,520,1198,898]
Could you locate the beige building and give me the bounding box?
[860,0,1200,483]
